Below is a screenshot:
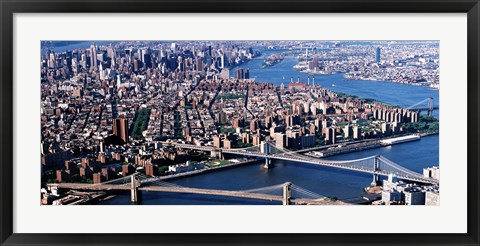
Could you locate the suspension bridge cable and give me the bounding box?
[97,175,132,185]
[291,185,321,197]
[146,178,186,188]
[378,156,423,178]
[406,98,431,110]
[290,184,323,198]
[241,183,284,193]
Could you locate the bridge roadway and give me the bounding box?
[163,139,380,157]
[164,142,438,184]
[409,107,439,112]
[270,154,437,184]
[48,183,333,204]
[49,183,283,201]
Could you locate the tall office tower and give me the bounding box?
[113,118,129,144]
[107,46,115,59]
[217,50,225,68]
[196,57,203,72]
[90,44,97,68]
[133,58,139,72]
[66,51,72,70]
[375,47,381,63]
[144,53,152,68]
[138,49,144,62]
[49,53,56,68]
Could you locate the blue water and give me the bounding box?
[101,134,438,205]
[231,51,439,118]
[91,48,440,205]
[325,135,439,174]
[41,41,114,54]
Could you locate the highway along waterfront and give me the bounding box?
[99,51,439,205]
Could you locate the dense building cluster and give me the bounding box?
[294,41,439,87]
[41,41,259,183]
[41,41,436,188]
[376,170,440,205]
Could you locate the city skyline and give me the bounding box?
[41,40,439,205]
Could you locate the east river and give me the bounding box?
[97,50,440,205]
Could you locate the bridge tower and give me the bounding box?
[130,174,142,204]
[427,97,433,117]
[371,155,382,187]
[282,182,292,205]
[262,141,271,168]
[219,149,224,160]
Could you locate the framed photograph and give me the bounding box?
[1,0,479,245]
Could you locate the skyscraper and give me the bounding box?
[375,47,381,63]
[133,58,139,72]
[90,44,97,68]
[196,57,203,72]
[113,118,129,144]
[143,53,152,68]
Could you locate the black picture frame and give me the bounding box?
[1,0,479,245]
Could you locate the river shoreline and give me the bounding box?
[159,159,262,181]
[105,51,439,205]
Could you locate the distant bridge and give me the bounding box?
[48,174,339,205]
[166,141,439,185]
[406,97,439,117]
